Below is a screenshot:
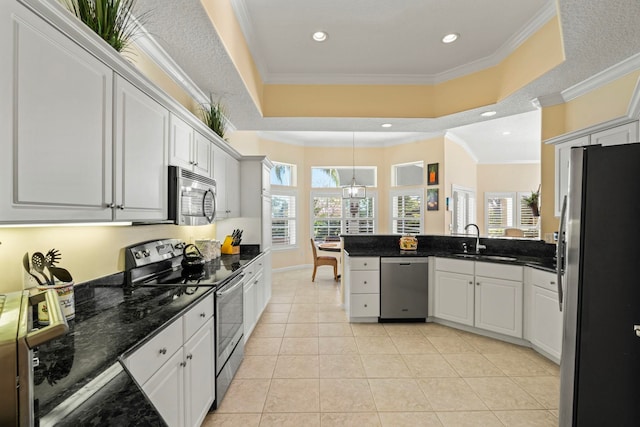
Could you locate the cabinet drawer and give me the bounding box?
[475,262,523,281]
[184,292,214,339]
[528,267,558,292]
[349,257,379,271]
[127,318,183,385]
[243,262,257,281]
[350,271,380,293]
[350,294,380,317]
[435,257,474,275]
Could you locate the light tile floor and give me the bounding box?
[203,268,560,427]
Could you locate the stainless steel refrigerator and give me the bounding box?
[558,143,640,426]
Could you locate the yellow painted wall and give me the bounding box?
[0,224,215,293]
[476,164,540,233]
[443,137,478,234]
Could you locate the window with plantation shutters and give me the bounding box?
[391,191,423,234]
[452,186,476,235]
[311,192,377,239]
[271,192,297,247]
[485,192,539,238]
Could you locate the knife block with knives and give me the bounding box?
[221,229,242,254]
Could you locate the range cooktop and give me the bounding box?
[124,239,248,287]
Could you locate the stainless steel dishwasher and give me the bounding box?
[380,257,428,321]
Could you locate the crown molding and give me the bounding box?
[256,131,442,148]
[561,52,640,102]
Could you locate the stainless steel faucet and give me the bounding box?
[464,223,486,254]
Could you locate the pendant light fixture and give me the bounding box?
[342,133,366,199]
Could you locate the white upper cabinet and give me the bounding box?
[113,76,169,221]
[0,2,113,222]
[591,121,638,147]
[213,147,240,218]
[169,114,213,178]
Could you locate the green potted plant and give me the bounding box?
[62,0,146,54]
[523,185,540,217]
[201,95,228,140]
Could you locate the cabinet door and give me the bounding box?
[193,132,213,178]
[262,195,272,250]
[0,3,113,222]
[554,136,589,216]
[225,156,240,217]
[591,121,638,147]
[213,147,228,217]
[113,76,168,221]
[475,276,523,338]
[169,114,194,171]
[530,285,563,360]
[143,349,185,427]
[184,322,215,427]
[434,271,474,326]
[243,281,257,341]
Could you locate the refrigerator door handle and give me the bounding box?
[556,195,568,311]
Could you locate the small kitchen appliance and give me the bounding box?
[168,166,217,226]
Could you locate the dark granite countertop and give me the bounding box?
[342,235,557,273]
[34,252,261,426]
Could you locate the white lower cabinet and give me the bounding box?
[344,254,380,322]
[433,258,523,338]
[525,268,563,361]
[434,270,474,326]
[243,253,270,342]
[126,293,215,427]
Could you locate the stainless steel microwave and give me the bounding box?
[168,166,217,226]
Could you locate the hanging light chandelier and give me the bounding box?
[342,132,366,199]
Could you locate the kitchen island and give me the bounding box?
[34,252,261,426]
[341,234,562,363]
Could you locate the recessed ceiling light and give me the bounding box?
[502,131,511,136]
[481,111,497,117]
[441,33,459,44]
[312,31,328,42]
[381,123,392,128]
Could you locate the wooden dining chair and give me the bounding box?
[310,238,338,282]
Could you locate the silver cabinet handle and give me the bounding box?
[159,348,167,355]
[364,304,368,307]
[106,203,115,209]
[635,325,640,337]
[364,281,367,284]
[469,281,473,285]
[200,313,206,318]
[187,354,193,360]
[116,204,125,210]
[180,361,187,367]
[476,282,480,286]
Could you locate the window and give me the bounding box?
[485,192,539,238]
[452,185,476,235]
[311,192,376,239]
[311,167,376,188]
[270,162,297,247]
[391,190,423,234]
[392,161,424,186]
[272,192,296,247]
[270,162,296,186]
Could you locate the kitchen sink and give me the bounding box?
[452,253,518,262]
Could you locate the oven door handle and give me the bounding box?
[216,274,245,298]
[26,289,69,348]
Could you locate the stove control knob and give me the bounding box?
[174,242,185,250]
[135,251,143,259]
[143,250,150,257]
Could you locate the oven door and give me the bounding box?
[215,274,244,373]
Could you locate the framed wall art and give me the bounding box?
[427,163,439,185]
[427,188,439,211]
